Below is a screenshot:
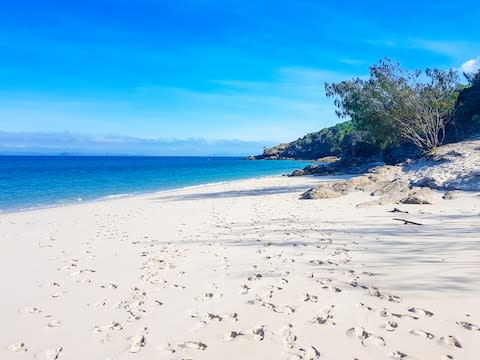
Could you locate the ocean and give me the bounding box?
[0,156,311,212]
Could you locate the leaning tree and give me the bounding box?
[326,59,460,151]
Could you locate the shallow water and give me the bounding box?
[0,156,312,211]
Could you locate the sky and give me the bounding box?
[1,0,480,155]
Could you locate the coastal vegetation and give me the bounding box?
[448,70,480,140]
[325,59,460,151]
[257,59,480,162]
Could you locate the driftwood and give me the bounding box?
[389,208,409,214]
[393,218,423,226]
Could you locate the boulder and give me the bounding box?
[303,164,321,173]
[301,186,342,200]
[372,178,410,198]
[414,176,442,189]
[400,188,435,205]
[443,191,459,200]
[344,175,375,191]
[289,169,306,177]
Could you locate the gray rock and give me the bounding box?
[414,176,441,189]
[400,188,435,205]
[443,191,459,200]
[289,169,306,177]
[301,187,342,200]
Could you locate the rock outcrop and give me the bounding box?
[400,188,435,205]
[253,121,373,160]
[301,187,342,200]
[299,138,480,205]
[405,138,480,191]
[300,165,410,205]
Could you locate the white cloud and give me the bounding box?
[0,65,356,145]
[0,131,273,156]
[410,40,465,58]
[460,57,480,74]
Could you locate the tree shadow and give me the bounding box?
[148,184,315,202]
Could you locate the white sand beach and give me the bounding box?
[1,173,480,360]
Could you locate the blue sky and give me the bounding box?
[1,0,479,155]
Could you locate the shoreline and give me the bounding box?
[0,172,319,215]
[0,156,314,215]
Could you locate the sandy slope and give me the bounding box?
[1,175,479,360]
[405,137,480,191]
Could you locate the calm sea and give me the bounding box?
[0,156,310,212]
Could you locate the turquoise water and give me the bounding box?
[0,156,310,212]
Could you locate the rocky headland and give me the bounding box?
[298,137,480,207]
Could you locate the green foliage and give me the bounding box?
[450,70,480,139]
[326,59,460,151]
[325,59,402,149]
[260,121,374,159]
[261,121,379,160]
[260,59,473,162]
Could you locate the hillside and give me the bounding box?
[254,121,364,160]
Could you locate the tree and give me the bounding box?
[449,70,480,139]
[326,59,460,151]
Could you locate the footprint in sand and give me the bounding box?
[51,291,66,298]
[391,312,418,320]
[346,327,385,347]
[152,300,163,307]
[263,288,276,299]
[240,284,250,294]
[129,327,148,353]
[191,312,223,325]
[385,320,398,332]
[276,304,295,314]
[204,313,223,322]
[367,286,401,302]
[226,312,239,322]
[19,306,41,315]
[359,302,373,311]
[201,291,223,300]
[373,307,418,320]
[48,320,63,328]
[296,346,321,359]
[158,343,177,354]
[80,268,96,274]
[304,293,319,303]
[100,282,118,289]
[390,350,408,359]
[346,326,368,340]
[45,347,62,360]
[179,341,208,350]
[9,342,27,353]
[248,273,263,281]
[224,331,244,341]
[251,325,266,341]
[93,321,123,334]
[410,329,434,339]
[408,307,434,317]
[76,278,92,284]
[312,305,335,325]
[456,321,480,331]
[322,285,341,293]
[279,324,297,349]
[439,335,462,349]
